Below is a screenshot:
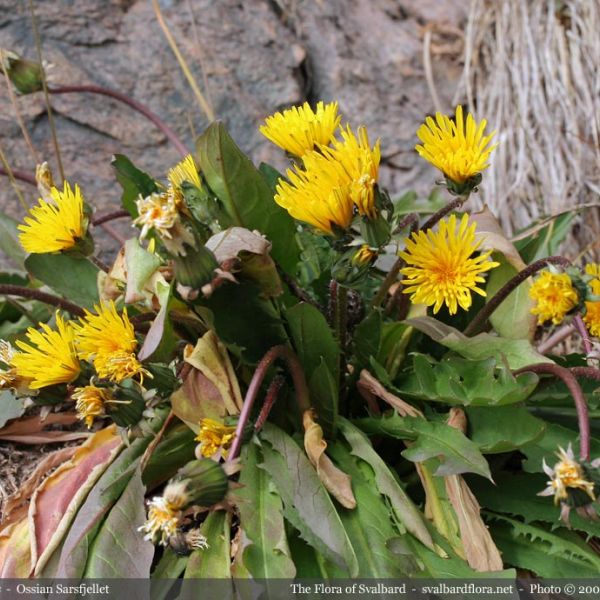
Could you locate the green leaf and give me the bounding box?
[326,440,419,577]
[466,406,546,453]
[286,302,339,381]
[287,529,348,578]
[485,254,536,340]
[123,238,162,303]
[112,154,158,217]
[196,122,299,272]
[515,211,574,264]
[258,423,358,576]
[138,281,177,362]
[337,419,435,551]
[402,418,492,480]
[202,282,288,363]
[406,316,553,369]
[0,390,24,428]
[151,548,188,600]
[308,360,338,438]
[396,354,538,407]
[25,253,99,308]
[84,469,154,577]
[184,511,231,579]
[235,440,296,578]
[470,472,600,537]
[352,309,382,369]
[353,414,491,479]
[0,211,27,268]
[486,513,600,577]
[521,423,600,474]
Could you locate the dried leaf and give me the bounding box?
[358,370,423,418]
[183,330,243,415]
[0,511,30,577]
[30,426,122,575]
[0,413,89,444]
[302,410,356,509]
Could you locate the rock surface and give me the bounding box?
[0,0,465,262]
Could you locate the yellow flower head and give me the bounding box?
[11,313,80,389]
[399,214,499,315]
[540,445,596,505]
[74,302,146,383]
[18,181,87,253]
[72,385,112,428]
[321,125,381,219]
[195,418,236,459]
[584,264,600,337]
[529,271,578,325]
[416,105,497,184]
[352,244,377,266]
[260,101,341,157]
[167,154,202,192]
[275,125,380,234]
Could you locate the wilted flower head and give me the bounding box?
[416,105,496,187]
[72,385,112,428]
[260,101,341,157]
[399,214,499,314]
[18,181,87,254]
[11,314,80,389]
[529,270,579,326]
[0,340,26,391]
[195,418,236,459]
[352,244,377,266]
[539,445,598,524]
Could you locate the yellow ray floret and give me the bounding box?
[167,154,202,192]
[320,125,381,219]
[416,105,497,184]
[195,418,236,459]
[399,214,499,315]
[11,313,80,389]
[74,301,146,383]
[529,271,578,326]
[18,181,87,253]
[260,101,341,157]
[72,385,112,428]
[584,263,600,337]
[274,125,380,234]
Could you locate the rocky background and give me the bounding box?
[0,0,466,262]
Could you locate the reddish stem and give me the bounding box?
[227,345,310,462]
[254,376,285,432]
[420,195,468,232]
[0,167,36,186]
[92,209,130,227]
[573,314,593,355]
[464,256,572,336]
[48,85,188,157]
[0,284,85,317]
[514,363,589,461]
[571,367,600,383]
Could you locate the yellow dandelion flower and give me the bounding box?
[195,418,236,459]
[11,313,80,389]
[260,101,341,157]
[416,105,497,184]
[72,385,112,428]
[274,125,380,234]
[399,214,499,315]
[74,302,147,383]
[18,181,87,254]
[529,271,578,326]
[167,154,202,192]
[583,264,600,337]
[540,445,596,505]
[352,244,377,266]
[320,125,381,219]
[275,155,354,234]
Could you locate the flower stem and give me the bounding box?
[48,85,188,157]
[464,256,572,337]
[573,314,593,355]
[0,284,85,317]
[89,255,110,273]
[536,324,576,354]
[570,366,600,383]
[420,193,470,232]
[514,363,589,461]
[0,166,36,187]
[227,345,310,461]
[92,209,131,227]
[254,375,285,432]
